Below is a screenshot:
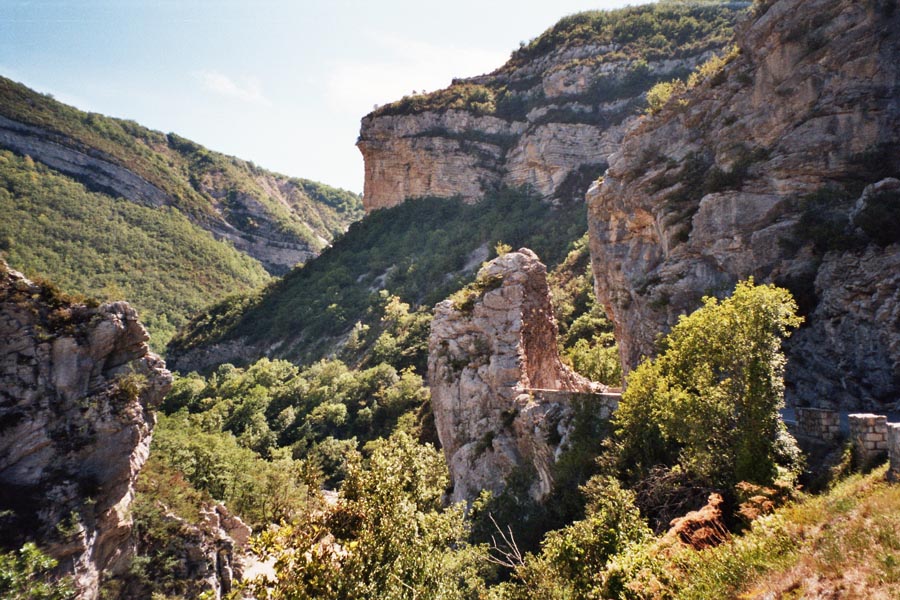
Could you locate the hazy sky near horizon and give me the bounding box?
[1,1,637,193]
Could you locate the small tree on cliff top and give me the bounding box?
[613,279,803,488]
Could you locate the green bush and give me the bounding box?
[498,477,650,599]
[250,431,490,599]
[612,280,803,488]
[0,543,74,600]
[853,188,900,246]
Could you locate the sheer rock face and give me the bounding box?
[358,41,728,212]
[428,250,612,504]
[587,0,900,410]
[0,263,172,598]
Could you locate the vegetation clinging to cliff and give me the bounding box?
[370,1,744,120]
[509,1,743,67]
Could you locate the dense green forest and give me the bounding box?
[169,188,591,367]
[0,150,270,348]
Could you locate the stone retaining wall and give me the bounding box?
[795,407,842,441]
[848,413,889,466]
[889,423,900,482]
[526,389,620,420]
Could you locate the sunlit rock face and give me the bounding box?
[587,0,900,410]
[428,249,615,504]
[357,11,741,212]
[0,262,172,599]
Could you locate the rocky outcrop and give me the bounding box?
[121,503,252,600]
[358,6,744,211]
[428,249,616,503]
[175,504,252,600]
[587,0,900,410]
[0,262,172,598]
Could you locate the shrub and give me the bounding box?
[249,431,490,599]
[0,543,74,600]
[646,79,687,114]
[500,477,651,598]
[612,280,803,489]
[853,188,900,246]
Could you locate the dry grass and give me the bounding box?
[614,465,900,599]
[739,465,900,599]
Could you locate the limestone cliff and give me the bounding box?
[0,262,172,598]
[359,4,745,211]
[428,249,617,503]
[587,0,900,410]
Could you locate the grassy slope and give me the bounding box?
[169,189,587,366]
[612,465,900,599]
[0,150,271,349]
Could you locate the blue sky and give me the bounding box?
[0,1,637,193]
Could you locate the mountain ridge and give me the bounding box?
[0,76,363,347]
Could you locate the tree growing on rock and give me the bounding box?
[612,280,803,489]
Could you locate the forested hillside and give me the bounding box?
[0,76,363,347]
[168,188,589,371]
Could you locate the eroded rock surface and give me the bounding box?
[357,7,744,211]
[428,249,615,503]
[121,503,252,600]
[0,262,172,598]
[587,0,900,410]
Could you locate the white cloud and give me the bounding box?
[195,70,271,106]
[326,32,508,118]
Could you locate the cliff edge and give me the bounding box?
[587,0,900,410]
[358,3,744,211]
[0,262,172,598]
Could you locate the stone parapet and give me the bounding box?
[795,407,842,442]
[888,423,900,482]
[848,413,889,466]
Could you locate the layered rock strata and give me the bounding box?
[587,0,900,410]
[428,249,615,503]
[0,262,172,598]
[358,7,743,211]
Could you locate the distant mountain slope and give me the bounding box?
[359,0,747,210]
[0,76,363,274]
[0,150,271,348]
[0,76,363,348]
